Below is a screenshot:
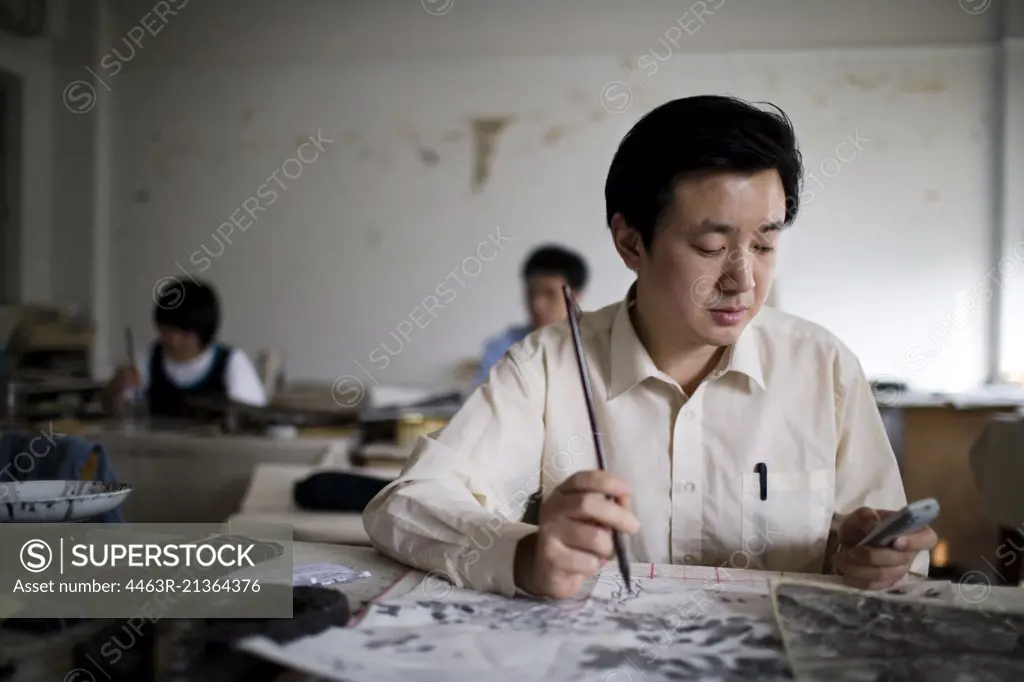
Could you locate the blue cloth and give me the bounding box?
[472,324,532,388]
[0,430,125,523]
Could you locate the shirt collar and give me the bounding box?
[607,283,766,400]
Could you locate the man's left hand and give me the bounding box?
[833,506,937,590]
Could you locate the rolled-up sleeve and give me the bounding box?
[831,351,930,578]
[363,344,545,597]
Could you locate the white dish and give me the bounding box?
[266,424,298,440]
[0,480,133,522]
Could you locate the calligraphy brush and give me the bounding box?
[562,285,633,593]
[124,327,141,406]
[124,327,134,366]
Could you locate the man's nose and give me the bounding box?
[720,249,754,293]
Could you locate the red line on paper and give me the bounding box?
[348,570,413,627]
[715,567,720,583]
[650,563,654,579]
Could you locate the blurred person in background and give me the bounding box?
[472,244,589,387]
[103,279,267,418]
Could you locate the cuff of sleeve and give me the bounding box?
[458,521,536,599]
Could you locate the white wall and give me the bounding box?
[108,46,996,391]
[998,37,1024,380]
[15,0,1020,392]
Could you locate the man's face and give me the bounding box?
[157,325,203,362]
[525,274,577,329]
[615,170,783,348]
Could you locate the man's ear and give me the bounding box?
[611,213,643,273]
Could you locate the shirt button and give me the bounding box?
[684,554,697,563]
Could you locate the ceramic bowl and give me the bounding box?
[0,480,133,522]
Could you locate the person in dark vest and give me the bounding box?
[104,279,267,418]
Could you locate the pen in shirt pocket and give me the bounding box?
[754,462,768,500]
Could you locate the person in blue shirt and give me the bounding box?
[472,245,589,387]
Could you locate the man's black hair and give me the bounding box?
[521,245,588,291]
[153,279,221,347]
[604,95,803,249]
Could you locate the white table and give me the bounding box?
[228,463,399,547]
[58,423,356,524]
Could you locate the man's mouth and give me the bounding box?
[708,306,750,325]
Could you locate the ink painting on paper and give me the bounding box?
[772,580,1024,681]
[238,565,985,682]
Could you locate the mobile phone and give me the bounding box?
[855,498,940,548]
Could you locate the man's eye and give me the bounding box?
[695,247,724,257]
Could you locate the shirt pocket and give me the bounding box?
[740,468,832,573]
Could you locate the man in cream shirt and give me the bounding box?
[364,95,935,599]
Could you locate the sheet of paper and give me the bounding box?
[771,580,1024,681]
[600,563,956,600]
[239,564,964,682]
[292,563,371,587]
[605,563,847,595]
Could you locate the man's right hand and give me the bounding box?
[111,364,140,395]
[513,470,639,599]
